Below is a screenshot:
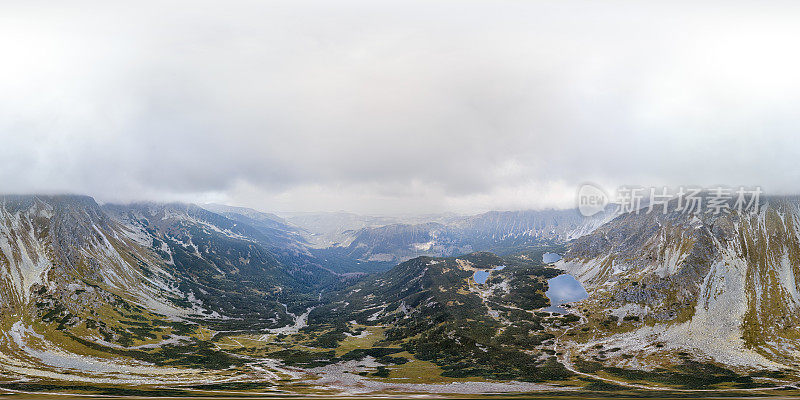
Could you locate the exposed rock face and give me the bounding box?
[0,195,349,384]
[102,202,338,322]
[9,193,800,388]
[557,196,800,369]
[0,195,181,314]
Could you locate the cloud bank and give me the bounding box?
[2,1,800,213]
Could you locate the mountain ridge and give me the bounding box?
[5,193,800,394]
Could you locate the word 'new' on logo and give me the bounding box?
[577,183,608,217]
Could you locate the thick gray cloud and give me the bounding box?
[2,1,800,213]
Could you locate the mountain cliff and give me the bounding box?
[0,196,343,387]
[557,196,800,376]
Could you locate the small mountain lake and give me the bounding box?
[473,265,506,284]
[542,274,587,314]
[542,252,562,263]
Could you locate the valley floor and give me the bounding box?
[3,314,798,398]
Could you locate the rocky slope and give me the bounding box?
[103,202,342,325]
[0,196,345,387]
[556,195,800,375]
[0,194,583,393]
[7,194,800,394]
[0,195,223,384]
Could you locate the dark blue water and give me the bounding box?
[542,252,562,263]
[472,265,506,284]
[542,274,587,313]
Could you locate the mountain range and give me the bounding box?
[2,194,800,395]
[205,203,614,273]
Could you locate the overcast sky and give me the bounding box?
[2,1,800,214]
